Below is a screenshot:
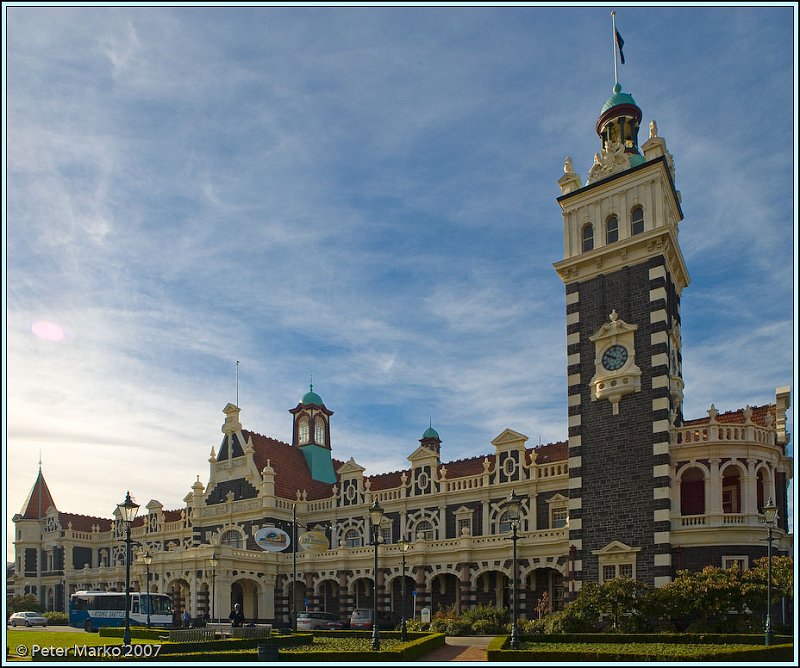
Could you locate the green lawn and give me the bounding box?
[520,641,759,657]
[6,629,148,661]
[281,636,405,653]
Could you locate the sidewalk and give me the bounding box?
[414,636,492,662]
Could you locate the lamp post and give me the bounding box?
[116,491,140,646]
[209,552,218,623]
[398,538,410,642]
[369,499,385,651]
[291,503,298,632]
[141,552,152,628]
[763,497,778,646]
[504,490,522,650]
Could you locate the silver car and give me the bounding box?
[8,611,48,627]
[296,611,340,630]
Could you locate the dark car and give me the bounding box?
[349,608,399,630]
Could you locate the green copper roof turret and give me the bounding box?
[601,83,639,114]
[301,383,323,406]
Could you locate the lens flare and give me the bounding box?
[32,320,66,342]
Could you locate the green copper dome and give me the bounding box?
[301,385,323,406]
[422,426,440,440]
[601,83,639,114]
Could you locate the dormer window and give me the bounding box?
[581,224,594,252]
[631,206,644,235]
[298,416,310,445]
[606,215,619,243]
[315,419,325,445]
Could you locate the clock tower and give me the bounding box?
[553,84,689,588]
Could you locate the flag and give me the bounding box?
[615,29,625,64]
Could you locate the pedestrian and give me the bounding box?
[229,602,245,628]
[182,609,191,628]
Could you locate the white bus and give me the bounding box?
[69,590,173,631]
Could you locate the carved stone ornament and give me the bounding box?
[587,140,631,184]
[588,310,642,415]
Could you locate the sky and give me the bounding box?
[3,3,797,563]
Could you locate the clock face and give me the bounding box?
[602,344,628,371]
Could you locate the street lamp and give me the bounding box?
[141,552,152,628]
[116,491,140,646]
[504,490,522,650]
[209,552,218,624]
[398,538,411,642]
[369,499,385,651]
[763,497,778,646]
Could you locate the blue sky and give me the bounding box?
[3,4,797,561]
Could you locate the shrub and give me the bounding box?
[469,619,496,635]
[444,618,472,636]
[43,612,69,625]
[404,619,429,632]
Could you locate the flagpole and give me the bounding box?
[611,11,619,87]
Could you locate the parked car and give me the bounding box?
[8,611,48,627]
[296,611,341,631]
[349,608,399,630]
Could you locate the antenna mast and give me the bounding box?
[236,360,240,407]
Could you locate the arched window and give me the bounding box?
[415,520,434,540]
[314,419,325,445]
[680,467,705,515]
[298,416,309,445]
[630,206,644,235]
[581,224,594,252]
[344,529,361,548]
[498,512,512,533]
[721,466,741,514]
[221,530,241,548]
[756,469,768,513]
[606,215,619,243]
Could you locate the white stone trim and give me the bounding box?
[653,464,670,478]
[648,266,667,280]
[649,286,667,302]
[650,331,668,345]
[566,291,580,305]
[654,553,672,567]
[566,311,580,325]
[652,442,669,456]
[650,309,668,324]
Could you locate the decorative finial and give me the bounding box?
[610,309,619,322]
[649,119,658,139]
[564,156,574,174]
[310,373,313,393]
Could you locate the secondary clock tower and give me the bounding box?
[553,84,689,588]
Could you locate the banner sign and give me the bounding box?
[254,527,291,552]
[298,530,329,553]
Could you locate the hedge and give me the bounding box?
[276,632,445,662]
[487,635,794,662]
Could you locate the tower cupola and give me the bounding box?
[420,423,442,455]
[289,383,336,484]
[597,83,643,157]
[587,84,645,184]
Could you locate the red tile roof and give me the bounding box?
[246,430,336,501]
[58,512,113,533]
[20,470,57,519]
[683,404,776,427]
[534,440,568,463]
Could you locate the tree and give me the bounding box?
[7,594,44,616]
